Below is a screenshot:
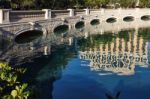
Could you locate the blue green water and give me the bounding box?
[2,25,150,99]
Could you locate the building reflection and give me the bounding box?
[79,29,149,75]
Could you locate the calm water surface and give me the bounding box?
[2,23,150,99]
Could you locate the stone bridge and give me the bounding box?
[1,16,150,65]
[1,8,150,40]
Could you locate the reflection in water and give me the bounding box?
[79,29,148,75]
[20,44,76,99]
[0,36,12,51]
[1,20,150,99]
[0,33,69,65]
[15,30,43,44]
[138,27,150,40]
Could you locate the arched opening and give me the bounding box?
[75,21,85,29]
[106,17,117,23]
[123,16,134,22]
[141,15,150,21]
[54,25,69,34]
[90,19,100,26]
[15,30,43,44]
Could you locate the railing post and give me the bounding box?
[0,9,11,24]
[67,9,74,17]
[84,8,90,15]
[42,9,51,19]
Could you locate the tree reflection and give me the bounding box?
[138,27,150,40]
[117,29,134,42]
[78,33,114,51]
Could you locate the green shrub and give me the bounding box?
[0,63,30,99]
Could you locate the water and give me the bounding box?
[1,21,150,99]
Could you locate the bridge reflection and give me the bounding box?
[0,33,67,65]
[79,29,149,75]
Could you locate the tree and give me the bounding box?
[139,0,150,8]
[11,0,35,9]
[0,0,11,9]
[119,0,137,8]
[1,0,150,9]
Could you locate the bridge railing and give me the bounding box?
[10,10,45,22]
[1,8,150,24]
[0,9,90,24]
[52,10,69,18]
[75,9,85,16]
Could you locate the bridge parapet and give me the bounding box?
[10,10,45,23]
[0,9,89,24]
[1,8,150,24]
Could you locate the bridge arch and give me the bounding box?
[14,29,43,44]
[106,17,117,23]
[90,19,100,26]
[53,24,69,34]
[141,15,150,21]
[75,21,85,29]
[123,16,134,22]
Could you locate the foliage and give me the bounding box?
[1,0,150,9]
[139,0,150,8]
[0,63,30,99]
[85,0,109,8]
[119,0,137,8]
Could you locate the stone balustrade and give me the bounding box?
[0,8,150,24]
[0,8,90,24]
[10,10,45,22]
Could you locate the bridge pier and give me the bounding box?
[84,32,89,39]
[69,37,73,45]
[42,28,48,38]
[44,46,50,55]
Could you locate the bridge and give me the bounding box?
[1,17,150,65]
[1,8,150,40]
